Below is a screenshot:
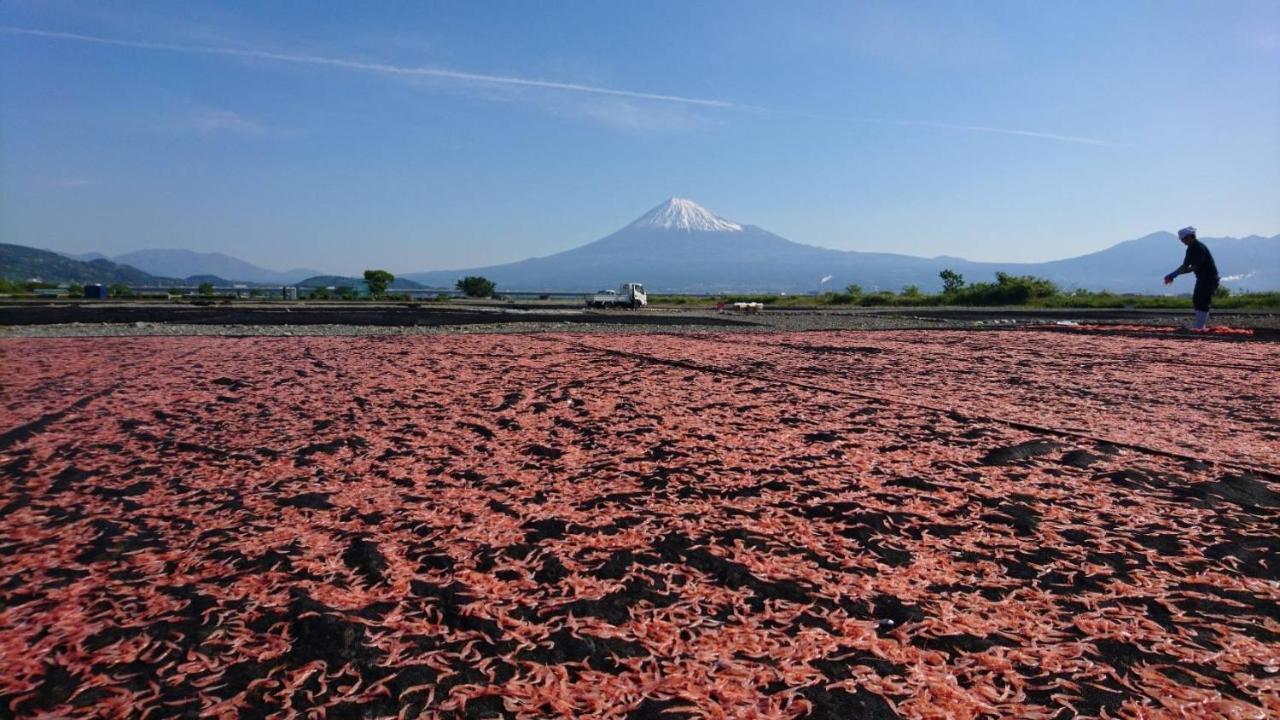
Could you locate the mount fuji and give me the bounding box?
[404,198,941,292]
[402,198,1279,293]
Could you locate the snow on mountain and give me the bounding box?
[627,198,743,233]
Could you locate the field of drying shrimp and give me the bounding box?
[1,329,1277,719]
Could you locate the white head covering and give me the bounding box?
[1178,226,1197,240]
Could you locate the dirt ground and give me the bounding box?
[1,329,1277,718]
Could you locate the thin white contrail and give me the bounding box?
[0,27,736,108]
[747,106,1123,147]
[1,26,1121,146]
[890,120,1119,147]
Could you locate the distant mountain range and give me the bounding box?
[6,199,1277,292]
[1,244,165,285]
[0,244,430,291]
[60,249,324,285]
[402,198,1280,293]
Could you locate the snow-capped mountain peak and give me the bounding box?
[628,198,743,232]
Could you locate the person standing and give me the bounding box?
[1164,226,1219,330]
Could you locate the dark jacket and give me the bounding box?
[1174,240,1219,281]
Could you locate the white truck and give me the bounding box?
[586,282,647,309]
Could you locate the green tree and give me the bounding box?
[939,269,965,294]
[844,284,863,300]
[67,283,84,297]
[109,283,133,298]
[995,272,1058,302]
[457,276,496,298]
[198,282,215,296]
[1214,285,1231,299]
[337,286,357,301]
[900,284,921,299]
[953,273,1058,306]
[363,269,395,299]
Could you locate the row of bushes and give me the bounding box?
[834,272,1064,306]
[655,270,1279,309]
[656,272,1064,307]
[1,281,275,299]
[0,278,51,294]
[0,273,502,301]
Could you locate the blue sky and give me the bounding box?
[2,1,1277,274]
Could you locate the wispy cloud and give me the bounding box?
[553,97,716,133]
[1,25,1123,147]
[861,119,1120,147]
[735,107,1123,147]
[167,106,273,137]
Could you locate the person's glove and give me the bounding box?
[1163,273,1176,285]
